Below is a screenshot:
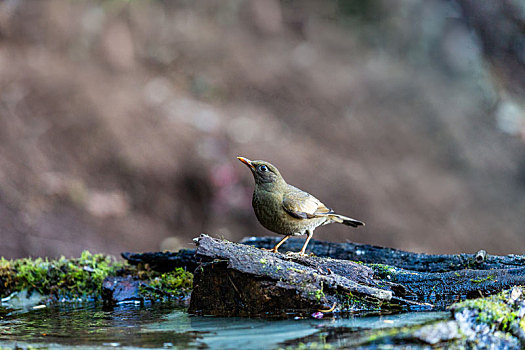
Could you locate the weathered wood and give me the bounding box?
[187,235,525,316]
[373,264,525,308]
[337,287,525,349]
[241,236,525,272]
[121,249,199,272]
[189,235,429,316]
[122,237,525,274]
[122,235,525,317]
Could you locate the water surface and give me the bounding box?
[0,303,449,349]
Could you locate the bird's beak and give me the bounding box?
[237,156,255,171]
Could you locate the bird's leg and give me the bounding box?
[298,230,314,256]
[271,235,291,253]
[260,235,291,253]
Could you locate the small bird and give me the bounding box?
[237,156,364,256]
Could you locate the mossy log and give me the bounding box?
[0,252,193,306]
[241,236,525,272]
[121,249,198,272]
[122,236,525,274]
[185,235,525,317]
[338,287,525,349]
[188,235,427,317]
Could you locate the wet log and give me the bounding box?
[122,236,525,274]
[121,249,198,272]
[122,235,525,317]
[188,235,430,317]
[338,287,525,349]
[373,264,525,308]
[188,235,525,317]
[241,236,525,272]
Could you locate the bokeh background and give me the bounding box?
[1,0,525,258]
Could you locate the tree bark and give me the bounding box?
[183,235,525,317]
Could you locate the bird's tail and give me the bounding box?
[330,214,365,228]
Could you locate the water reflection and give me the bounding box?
[0,303,449,349]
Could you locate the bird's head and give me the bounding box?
[237,157,285,187]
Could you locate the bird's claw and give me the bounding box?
[260,247,278,253]
[285,251,305,257]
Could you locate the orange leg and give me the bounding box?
[272,235,291,253]
[299,230,314,256]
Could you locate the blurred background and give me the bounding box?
[1,0,525,258]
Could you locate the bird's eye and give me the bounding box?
[259,165,268,172]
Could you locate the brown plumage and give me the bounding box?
[238,156,364,255]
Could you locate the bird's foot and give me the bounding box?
[285,251,305,257]
[285,251,315,257]
[260,247,278,253]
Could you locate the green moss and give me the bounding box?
[453,287,524,332]
[364,326,409,344]
[0,251,123,300]
[368,263,396,278]
[287,267,306,274]
[139,268,193,300]
[279,341,333,350]
[469,275,495,283]
[338,291,383,313]
[0,251,195,303]
[314,282,325,302]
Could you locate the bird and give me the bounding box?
[237,156,364,256]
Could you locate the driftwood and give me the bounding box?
[186,235,525,316]
[330,287,525,349]
[188,235,427,317]
[122,236,525,274]
[241,237,525,309]
[241,236,525,272]
[122,235,525,317]
[121,249,198,272]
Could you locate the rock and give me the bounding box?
[102,276,142,304]
[413,321,460,345]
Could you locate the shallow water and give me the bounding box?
[0,302,449,349]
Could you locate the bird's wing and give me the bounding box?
[282,186,334,220]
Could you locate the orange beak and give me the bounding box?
[237,156,255,171]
